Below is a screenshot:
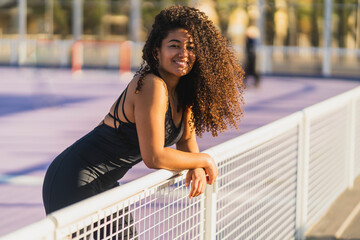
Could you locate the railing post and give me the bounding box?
[204,179,218,240]
[130,0,142,42]
[119,41,132,73]
[322,0,333,76]
[71,41,83,73]
[72,0,83,41]
[346,94,356,189]
[258,0,270,75]
[60,40,69,67]
[296,112,310,240]
[10,40,18,65]
[18,0,27,65]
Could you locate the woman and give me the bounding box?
[43,5,245,216]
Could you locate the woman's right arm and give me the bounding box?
[132,75,218,184]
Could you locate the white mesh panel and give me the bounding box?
[216,128,299,240]
[355,96,360,177]
[55,176,203,240]
[307,107,348,226]
[35,41,67,66]
[0,40,12,63]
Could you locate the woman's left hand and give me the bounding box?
[185,168,207,199]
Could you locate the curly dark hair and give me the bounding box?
[135,5,245,137]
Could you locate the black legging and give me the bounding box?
[42,146,129,214]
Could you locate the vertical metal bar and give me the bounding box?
[18,0,26,41]
[60,40,69,67]
[296,112,310,240]
[346,94,356,189]
[130,0,141,42]
[357,0,360,49]
[258,0,265,49]
[168,189,170,238]
[199,194,205,240]
[258,0,268,74]
[204,180,217,240]
[73,0,82,40]
[45,0,54,36]
[288,0,297,46]
[180,186,184,238]
[10,40,18,65]
[71,0,83,72]
[322,0,333,76]
[176,186,180,237]
[18,0,27,65]
[119,41,131,72]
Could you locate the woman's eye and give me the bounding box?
[170,45,179,48]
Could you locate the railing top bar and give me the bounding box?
[205,112,302,163]
[303,86,360,118]
[353,86,360,98]
[50,169,181,228]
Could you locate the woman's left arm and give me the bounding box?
[176,108,207,199]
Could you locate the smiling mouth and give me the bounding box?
[174,60,188,68]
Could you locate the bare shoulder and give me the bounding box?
[131,73,167,95]
[128,73,168,106]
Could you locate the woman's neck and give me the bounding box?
[157,69,179,97]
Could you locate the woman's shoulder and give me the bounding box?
[127,72,169,109]
[130,72,168,96]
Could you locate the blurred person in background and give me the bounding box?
[245,25,261,87]
[42,5,245,238]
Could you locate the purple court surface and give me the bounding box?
[0,67,359,236]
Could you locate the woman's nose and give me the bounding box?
[178,47,189,57]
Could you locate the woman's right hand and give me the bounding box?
[203,154,218,185]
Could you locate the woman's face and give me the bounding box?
[156,28,196,79]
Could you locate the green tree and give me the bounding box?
[215,0,239,36]
[310,0,321,47]
[83,0,108,36]
[53,0,71,38]
[335,0,357,48]
[141,0,189,36]
[264,0,275,45]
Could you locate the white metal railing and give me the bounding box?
[1,86,359,240]
[354,92,360,178]
[208,112,302,240]
[304,92,350,228]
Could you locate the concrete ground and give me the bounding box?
[306,176,360,240]
[0,67,359,237]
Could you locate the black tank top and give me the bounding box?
[105,79,185,165]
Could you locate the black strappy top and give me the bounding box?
[107,86,133,128]
[107,84,184,152]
